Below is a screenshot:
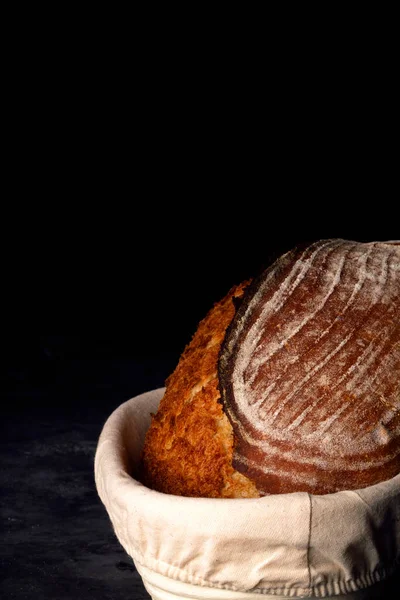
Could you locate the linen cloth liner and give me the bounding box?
[95,388,400,599]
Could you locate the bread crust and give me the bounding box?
[141,282,259,498]
[219,240,400,494]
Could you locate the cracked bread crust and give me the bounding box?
[141,282,259,498]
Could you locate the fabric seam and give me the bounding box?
[131,551,400,597]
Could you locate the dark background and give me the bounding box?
[1,215,398,598]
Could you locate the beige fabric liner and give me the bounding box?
[95,388,400,599]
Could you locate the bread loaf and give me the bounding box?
[142,239,400,497]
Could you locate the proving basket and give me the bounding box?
[95,388,400,599]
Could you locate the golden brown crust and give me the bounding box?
[141,282,259,498]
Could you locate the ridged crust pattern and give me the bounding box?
[219,239,400,494]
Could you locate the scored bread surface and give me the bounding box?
[219,239,400,494]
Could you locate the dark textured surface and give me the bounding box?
[1,416,150,599]
[1,340,179,599]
